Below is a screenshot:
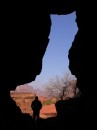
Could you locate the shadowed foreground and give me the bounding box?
[25,97,96,130]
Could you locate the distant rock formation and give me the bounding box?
[15,84,33,92]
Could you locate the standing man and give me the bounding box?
[31,96,42,121]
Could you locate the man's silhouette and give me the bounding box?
[31,96,42,121]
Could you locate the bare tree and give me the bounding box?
[45,77,63,98]
[45,72,77,99]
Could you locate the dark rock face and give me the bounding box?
[0,4,51,88]
[0,2,51,129]
[0,1,97,129]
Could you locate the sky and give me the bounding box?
[29,12,78,89]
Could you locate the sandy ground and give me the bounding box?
[40,104,57,118]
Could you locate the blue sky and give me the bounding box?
[29,12,78,89]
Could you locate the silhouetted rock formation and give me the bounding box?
[51,0,97,128]
[0,3,51,87]
[0,2,51,130]
[0,1,97,129]
[0,88,34,129]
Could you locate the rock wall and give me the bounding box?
[10,92,36,115]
